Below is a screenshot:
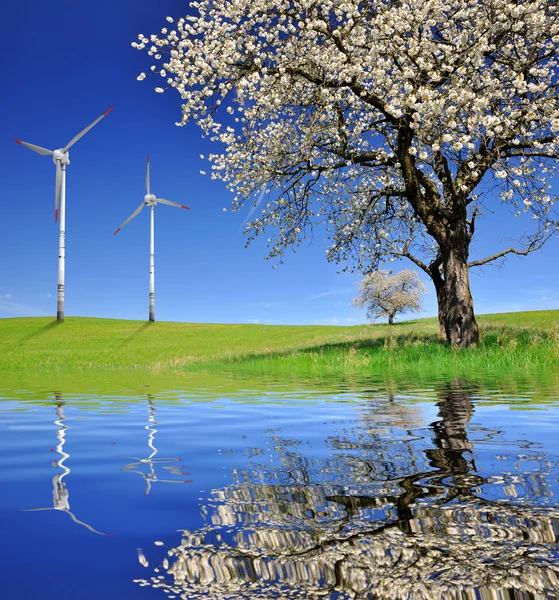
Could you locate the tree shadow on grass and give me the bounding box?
[121,322,154,345]
[375,319,421,327]
[259,326,548,362]
[298,332,443,354]
[20,320,62,343]
[225,333,446,364]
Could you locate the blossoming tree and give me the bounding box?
[353,269,427,324]
[135,0,559,347]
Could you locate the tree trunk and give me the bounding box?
[426,255,446,340]
[442,242,479,348]
[388,313,395,325]
[434,282,447,340]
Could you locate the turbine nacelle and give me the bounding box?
[14,106,114,226]
[53,149,70,167]
[144,194,157,206]
[113,156,189,238]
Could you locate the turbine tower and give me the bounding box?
[14,107,114,321]
[114,156,190,321]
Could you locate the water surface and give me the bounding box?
[1,373,558,599]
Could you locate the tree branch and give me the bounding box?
[467,208,481,241]
[468,231,554,268]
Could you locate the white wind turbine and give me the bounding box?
[14,106,114,321]
[114,156,190,321]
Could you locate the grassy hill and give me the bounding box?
[0,310,557,373]
[0,317,370,370]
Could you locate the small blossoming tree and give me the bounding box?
[135,0,559,347]
[353,269,427,324]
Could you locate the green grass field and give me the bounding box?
[0,310,557,375]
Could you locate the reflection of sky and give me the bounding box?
[0,380,557,599]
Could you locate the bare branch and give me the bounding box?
[468,231,555,268]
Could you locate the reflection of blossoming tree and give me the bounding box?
[136,382,559,599]
[21,403,107,535]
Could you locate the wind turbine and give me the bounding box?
[14,106,114,321]
[114,156,190,321]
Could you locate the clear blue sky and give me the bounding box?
[2,0,558,325]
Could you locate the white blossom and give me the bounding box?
[135,0,559,283]
[354,269,427,323]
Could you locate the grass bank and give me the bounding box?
[0,310,557,376]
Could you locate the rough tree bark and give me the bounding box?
[434,285,447,340]
[429,259,447,340]
[441,230,479,348]
[388,313,395,325]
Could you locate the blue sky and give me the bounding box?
[1,0,558,325]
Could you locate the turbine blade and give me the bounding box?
[63,106,114,151]
[14,139,53,156]
[156,198,190,210]
[55,162,62,222]
[146,155,150,195]
[114,202,145,235]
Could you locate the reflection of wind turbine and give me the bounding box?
[21,403,107,535]
[113,156,190,322]
[14,107,114,321]
[122,396,187,496]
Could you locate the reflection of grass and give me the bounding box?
[2,364,559,409]
[0,310,557,374]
